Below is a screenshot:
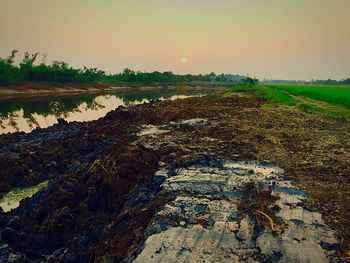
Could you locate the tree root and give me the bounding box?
[255,210,282,234]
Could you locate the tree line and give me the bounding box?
[2,50,348,86]
[104,68,212,84]
[310,78,350,85]
[262,78,350,85]
[0,50,213,86]
[0,50,106,85]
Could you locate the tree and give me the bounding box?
[6,50,18,65]
[243,77,259,86]
[0,50,20,84]
[341,78,350,85]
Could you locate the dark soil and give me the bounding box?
[0,94,349,262]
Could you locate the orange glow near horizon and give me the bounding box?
[0,0,350,80]
[181,58,188,65]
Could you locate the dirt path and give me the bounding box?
[289,94,350,117]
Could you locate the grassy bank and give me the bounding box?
[230,84,350,119]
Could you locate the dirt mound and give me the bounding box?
[0,143,162,262]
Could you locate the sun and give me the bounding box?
[181,58,188,64]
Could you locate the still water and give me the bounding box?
[0,181,48,212]
[0,88,208,134]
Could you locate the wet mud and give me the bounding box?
[132,158,339,262]
[129,120,342,263]
[0,94,349,262]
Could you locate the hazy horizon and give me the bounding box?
[1,0,349,80]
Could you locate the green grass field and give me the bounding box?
[264,84,350,109]
[229,84,350,118]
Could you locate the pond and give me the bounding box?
[0,88,210,134]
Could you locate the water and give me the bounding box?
[0,88,207,134]
[0,181,48,212]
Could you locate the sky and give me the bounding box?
[0,0,349,80]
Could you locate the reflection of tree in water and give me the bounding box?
[85,100,105,111]
[0,95,99,118]
[0,95,97,132]
[0,90,200,119]
[0,102,22,118]
[8,111,21,132]
[0,119,6,129]
[118,90,179,102]
[49,101,67,116]
[26,114,40,130]
[0,89,206,133]
[0,95,109,132]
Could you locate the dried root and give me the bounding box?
[87,159,111,175]
[255,210,282,234]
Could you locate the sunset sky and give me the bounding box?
[1,0,349,80]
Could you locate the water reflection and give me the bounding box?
[0,181,48,212]
[0,89,206,134]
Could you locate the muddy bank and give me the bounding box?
[0,94,349,262]
[0,83,227,100]
[0,83,114,97]
[0,108,133,193]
